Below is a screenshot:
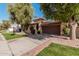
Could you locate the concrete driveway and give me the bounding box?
[8,35,48,56]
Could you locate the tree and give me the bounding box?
[8,3,33,33]
[0,23,3,30]
[40,3,79,40]
[2,20,11,29]
[0,20,11,30]
[0,20,11,31]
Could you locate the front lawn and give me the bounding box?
[37,43,79,56]
[2,32,25,40]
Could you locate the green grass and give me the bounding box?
[2,32,25,40]
[37,43,79,56]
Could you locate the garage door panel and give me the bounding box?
[42,23,60,35]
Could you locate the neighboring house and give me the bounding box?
[7,23,21,32]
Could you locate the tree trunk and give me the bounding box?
[70,22,77,40]
[21,24,29,34]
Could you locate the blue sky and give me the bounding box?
[0,3,44,22]
[32,3,44,18]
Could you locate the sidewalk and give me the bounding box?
[0,33,12,56]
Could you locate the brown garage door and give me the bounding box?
[42,22,61,35]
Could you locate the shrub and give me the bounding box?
[63,27,70,36]
[30,26,35,34]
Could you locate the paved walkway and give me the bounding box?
[0,33,12,56]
